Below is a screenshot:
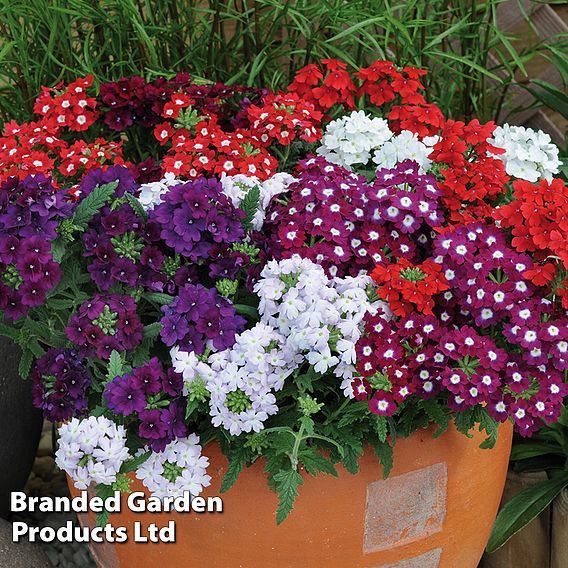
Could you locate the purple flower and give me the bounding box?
[66,294,143,359]
[150,177,245,261]
[139,409,168,440]
[105,373,147,416]
[78,165,138,198]
[159,283,245,353]
[31,349,91,422]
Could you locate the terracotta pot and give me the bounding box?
[73,421,513,568]
[0,338,43,518]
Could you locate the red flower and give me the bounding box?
[371,259,449,316]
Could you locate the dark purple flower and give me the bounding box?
[139,409,168,440]
[105,374,147,416]
[31,349,91,421]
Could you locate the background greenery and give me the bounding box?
[0,0,565,126]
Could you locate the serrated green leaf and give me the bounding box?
[73,181,119,230]
[478,409,499,449]
[18,349,34,379]
[0,321,20,341]
[454,409,476,438]
[299,448,337,477]
[143,322,162,339]
[143,292,174,305]
[342,443,362,474]
[421,399,450,438]
[124,192,148,220]
[107,350,124,382]
[299,415,315,437]
[273,468,304,525]
[373,415,388,443]
[374,441,393,478]
[240,185,261,231]
[487,474,568,552]
[220,446,249,493]
[28,340,45,358]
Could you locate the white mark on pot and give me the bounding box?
[367,547,442,568]
[363,463,447,553]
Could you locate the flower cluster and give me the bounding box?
[31,349,91,421]
[371,259,449,316]
[317,111,392,167]
[135,435,211,500]
[150,177,245,261]
[429,119,508,222]
[494,177,568,305]
[66,294,143,359]
[265,157,372,276]
[160,283,246,353]
[34,75,99,132]
[100,74,190,130]
[490,125,561,182]
[173,323,295,435]
[0,175,69,319]
[1,60,566,518]
[56,416,131,490]
[104,357,187,451]
[246,93,322,146]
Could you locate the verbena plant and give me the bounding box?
[0,61,566,524]
[0,0,562,124]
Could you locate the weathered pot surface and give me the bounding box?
[0,338,43,518]
[73,421,513,568]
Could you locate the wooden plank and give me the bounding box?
[524,112,565,146]
[552,489,568,568]
[480,471,551,568]
[531,5,568,37]
[497,0,539,32]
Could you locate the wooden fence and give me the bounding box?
[495,0,567,145]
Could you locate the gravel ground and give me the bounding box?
[9,422,96,568]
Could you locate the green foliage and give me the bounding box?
[72,182,119,230]
[0,0,563,125]
[220,445,251,494]
[487,473,568,552]
[273,469,304,525]
[106,350,124,383]
[240,185,261,231]
[120,451,151,474]
[18,349,34,379]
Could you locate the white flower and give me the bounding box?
[220,172,296,230]
[137,172,179,210]
[307,347,339,373]
[317,111,393,168]
[489,124,562,182]
[373,130,436,172]
[136,435,210,502]
[55,417,131,490]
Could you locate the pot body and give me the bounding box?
[0,338,43,518]
[75,421,512,568]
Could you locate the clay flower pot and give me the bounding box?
[74,421,512,568]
